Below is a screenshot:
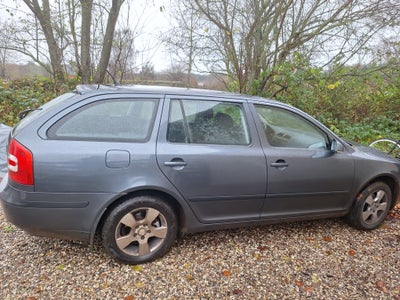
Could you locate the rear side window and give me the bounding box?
[48,99,158,142]
[168,99,250,145]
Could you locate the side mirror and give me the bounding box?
[330,139,344,152]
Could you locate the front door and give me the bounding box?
[253,104,354,218]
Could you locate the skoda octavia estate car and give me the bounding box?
[1,85,399,264]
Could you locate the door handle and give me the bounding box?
[270,160,288,169]
[164,161,187,167]
[164,158,188,170]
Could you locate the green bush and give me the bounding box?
[0,77,77,126]
[269,61,400,145]
[1,72,399,146]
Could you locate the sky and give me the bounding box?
[124,0,172,71]
[0,0,172,71]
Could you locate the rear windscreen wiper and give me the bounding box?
[18,108,42,120]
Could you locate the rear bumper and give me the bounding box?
[0,183,117,242]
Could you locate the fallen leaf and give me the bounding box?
[376,280,389,293]
[200,255,211,264]
[25,297,37,300]
[183,263,190,269]
[284,277,290,284]
[57,264,65,271]
[294,279,303,287]
[185,275,194,281]
[257,245,267,251]
[348,249,356,256]
[311,275,319,283]
[131,265,142,272]
[124,296,134,300]
[304,286,313,292]
[322,236,332,242]
[135,282,143,288]
[233,288,243,295]
[222,269,231,277]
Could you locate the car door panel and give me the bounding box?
[251,103,355,218]
[263,147,354,217]
[157,97,267,223]
[34,95,163,194]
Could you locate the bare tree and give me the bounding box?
[167,62,186,83]
[109,28,138,82]
[139,62,155,81]
[163,2,204,87]
[0,21,15,79]
[1,0,125,83]
[94,0,125,83]
[80,0,94,83]
[22,0,65,82]
[173,0,400,94]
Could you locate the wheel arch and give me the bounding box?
[355,175,399,210]
[91,189,188,245]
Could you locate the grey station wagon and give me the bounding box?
[1,85,399,264]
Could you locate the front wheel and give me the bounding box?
[347,182,392,230]
[102,195,178,264]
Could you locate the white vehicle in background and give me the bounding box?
[0,124,11,179]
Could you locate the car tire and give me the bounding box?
[101,195,178,264]
[347,182,392,230]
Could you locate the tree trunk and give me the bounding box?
[94,0,124,84]
[23,0,65,82]
[80,0,93,83]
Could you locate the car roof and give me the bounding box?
[75,84,278,105]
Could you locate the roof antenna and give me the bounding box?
[106,70,119,86]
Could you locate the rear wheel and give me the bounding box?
[102,195,177,264]
[347,182,392,230]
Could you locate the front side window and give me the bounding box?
[255,105,329,149]
[48,99,158,142]
[168,99,250,145]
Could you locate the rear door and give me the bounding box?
[156,96,267,223]
[35,94,162,194]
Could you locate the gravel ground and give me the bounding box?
[0,202,399,300]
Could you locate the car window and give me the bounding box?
[48,99,158,142]
[255,105,329,149]
[168,99,250,145]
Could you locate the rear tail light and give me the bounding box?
[8,139,34,185]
